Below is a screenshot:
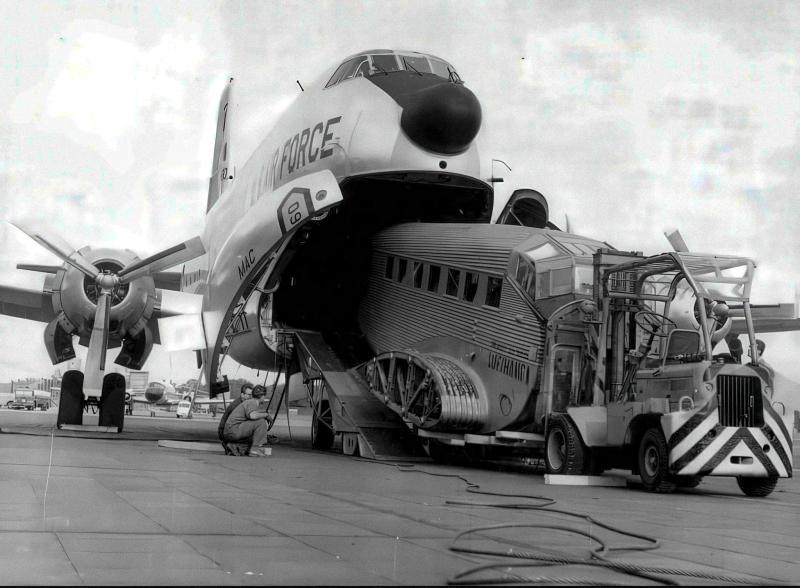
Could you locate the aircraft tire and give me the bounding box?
[57,370,84,428]
[99,373,126,432]
[736,476,778,497]
[638,428,676,493]
[311,399,334,450]
[545,414,587,475]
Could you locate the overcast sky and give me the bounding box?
[1,1,800,395]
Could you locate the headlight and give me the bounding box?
[704,382,714,393]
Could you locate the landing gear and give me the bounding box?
[545,414,588,475]
[55,370,125,432]
[638,428,676,493]
[99,373,125,432]
[57,370,84,429]
[736,476,778,497]
[309,380,334,450]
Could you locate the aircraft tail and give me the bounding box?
[207,78,234,213]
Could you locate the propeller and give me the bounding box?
[11,221,206,397]
[83,290,111,397]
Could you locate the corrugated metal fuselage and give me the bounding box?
[359,223,552,433]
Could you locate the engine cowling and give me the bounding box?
[46,246,157,368]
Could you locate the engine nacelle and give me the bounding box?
[45,247,157,368]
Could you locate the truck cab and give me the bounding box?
[542,250,793,496]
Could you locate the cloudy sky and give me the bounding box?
[1,0,800,390]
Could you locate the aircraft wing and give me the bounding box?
[0,285,55,323]
[729,302,800,334]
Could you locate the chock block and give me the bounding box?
[60,425,120,433]
[157,440,225,452]
[545,474,627,487]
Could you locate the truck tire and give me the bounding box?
[638,428,676,493]
[672,475,701,489]
[736,476,778,497]
[545,415,586,475]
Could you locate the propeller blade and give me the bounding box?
[664,229,690,252]
[83,290,111,397]
[16,264,62,274]
[10,221,100,278]
[118,236,205,284]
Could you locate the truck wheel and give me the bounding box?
[638,428,676,493]
[672,475,701,489]
[736,476,778,497]
[545,415,586,475]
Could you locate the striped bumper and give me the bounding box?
[661,397,793,478]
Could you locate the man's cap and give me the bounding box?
[252,385,267,398]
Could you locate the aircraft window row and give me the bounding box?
[385,255,502,308]
[326,53,460,88]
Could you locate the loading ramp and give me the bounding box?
[293,331,425,460]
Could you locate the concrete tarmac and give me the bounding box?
[1,407,799,585]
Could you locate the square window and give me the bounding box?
[463,272,479,302]
[486,277,503,307]
[412,261,423,288]
[384,256,394,279]
[397,258,408,283]
[427,265,441,292]
[446,268,460,297]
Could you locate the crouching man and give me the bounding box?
[222,385,274,457]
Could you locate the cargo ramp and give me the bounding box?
[293,331,425,460]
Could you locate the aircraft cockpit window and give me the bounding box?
[326,56,368,87]
[514,255,536,300]
[561,241,599,256]
[429,58,459,81]
[354,60,370,78]
[525,242,560,262]
[371,54,402,74]
[400,54,432,74]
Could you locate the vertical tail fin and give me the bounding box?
[207,78,234,213]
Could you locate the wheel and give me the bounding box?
[98,373,126,431]
[311,398,334,450]
[638,428,676,493]
[57,370,84,428]
[545,414,587,475]
[736,476,778,497]
[672,475,702,489]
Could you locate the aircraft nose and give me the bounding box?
[400,83,482,154]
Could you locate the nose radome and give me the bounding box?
[400,83,482,154]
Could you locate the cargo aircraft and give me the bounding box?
[0,49,498,431]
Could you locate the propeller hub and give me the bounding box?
[96,273,119,290]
